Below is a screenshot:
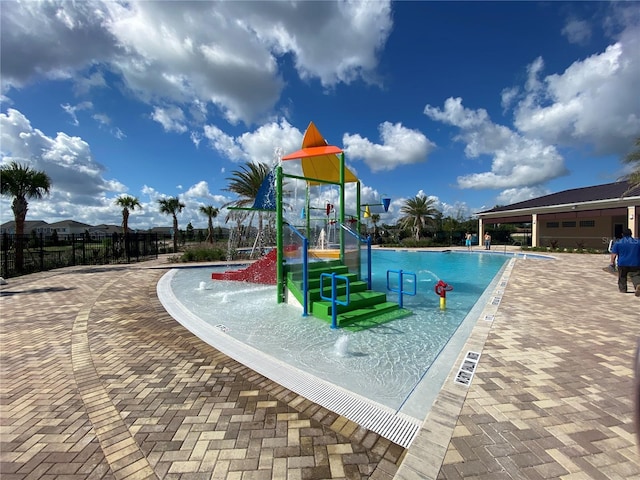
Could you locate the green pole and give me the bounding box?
[339,152,345,262]
[276,165,284,303]
[356,180,361,280]
[305,184,310,239]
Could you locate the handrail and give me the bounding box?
[320,272,350,329]
[339,222,367,242]
[283,222,309,316]
[339,223,372,289]
[386,269,416,309]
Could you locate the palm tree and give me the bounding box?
[224,162,271,255]
[114,195,141,257]
[0,162,52,271]
[114,195,141,235]
[397,195,439,241]
[158,197,185,252]
[199,205,219,244]
[622,136,640,195]
[370,213,380,239]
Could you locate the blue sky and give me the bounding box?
[1,1,639,230]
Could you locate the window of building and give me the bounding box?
[579,220,595,227]
[562,221,576,228]
[546,222,559,228]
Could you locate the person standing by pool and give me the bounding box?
[609,228,640,296]
[484,232,491,250]
[465,232,473,251]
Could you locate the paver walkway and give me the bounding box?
[1,251,639,479]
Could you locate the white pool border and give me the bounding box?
[157,253,516,448]
[158,270,422,448]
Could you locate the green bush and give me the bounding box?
[178,246,227,262]
[399,238,434,248]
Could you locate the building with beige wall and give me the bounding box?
[476,180,640,250]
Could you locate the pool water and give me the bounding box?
[163,250,509,418]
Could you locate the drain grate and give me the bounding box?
[483,314,495,322]
[454,351,481,386]
[491,296,501,305]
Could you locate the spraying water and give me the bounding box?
[334,336,349,357]
[197,281,207,291]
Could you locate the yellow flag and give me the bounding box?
[364,205,370,218]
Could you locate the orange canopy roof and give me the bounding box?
[281,145,343,160]
[281,122,358,184]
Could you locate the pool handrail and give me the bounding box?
[386,269,417,309]
[320,272,350,329]
[283,222,309,316]
[339,222,372,289]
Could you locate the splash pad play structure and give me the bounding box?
[212,122,419,329]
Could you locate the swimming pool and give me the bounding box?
[159,249,511,434]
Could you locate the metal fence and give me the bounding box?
[0,232,159,279]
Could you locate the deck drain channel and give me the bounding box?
[454,351,481,386]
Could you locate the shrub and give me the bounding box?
[178,246,226,262]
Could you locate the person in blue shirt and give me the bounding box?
[610,228,640,296]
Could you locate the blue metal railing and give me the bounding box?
[386,269,416,309]
[340,223,372,289]
[284,223,309,316]
[320,272,350,329]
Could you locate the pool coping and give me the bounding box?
[393,256,518,478]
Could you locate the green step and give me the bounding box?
[320,303,413,331]
[308,281,368,303]
[307,273,360,291]
[312,291,387,318]
[285,260,342,276]
[285,259,412,331]
[287,264,349,283]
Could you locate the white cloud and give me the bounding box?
[0,108,125,199]
[500,86,519,112]
[512,24,640,155]
[424,97,568,190]
[0,1,116,90]
[74,71,108,95]
[61,101,93,126]
[495,186,551,206]
[203,118,302,167]
[183,181,211,199]
[151,106,187,133]
[343,122,436,173]
[1,1,394,126]
[0,108,138,227]
[562,18,592,46]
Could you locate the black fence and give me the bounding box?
[1,232,159,279]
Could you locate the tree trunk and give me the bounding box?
[12,197,28,272]
[207,217,213,244]
[122,209,130,258]
[172,216,179,252]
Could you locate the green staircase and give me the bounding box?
[285,260,411,331]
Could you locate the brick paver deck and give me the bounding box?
[1,251,639,479]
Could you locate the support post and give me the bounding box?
[356,181,362,280]
[276,165,284,303]
[339,152,345,262]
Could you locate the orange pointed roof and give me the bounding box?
[281,122,358,184]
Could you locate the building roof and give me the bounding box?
[478,180,640,214]
[1,220,50,230]
[48,220,93,229]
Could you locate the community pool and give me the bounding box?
[158,249,516,446]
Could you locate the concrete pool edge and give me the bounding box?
[396,253,513,418]
[393,257,518,479]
